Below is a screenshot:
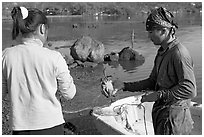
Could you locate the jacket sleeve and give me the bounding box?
[2,49,8,99]
[160,47,197,102]
[2,70,8,99]
[55,53,76,100]
[123,64,157,92]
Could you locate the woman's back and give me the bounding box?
[2,38,66,130]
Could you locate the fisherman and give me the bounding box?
[2,6,76,135]
[102,7,197,135]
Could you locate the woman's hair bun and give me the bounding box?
[20,7,28,19]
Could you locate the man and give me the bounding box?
[105,7,197,135]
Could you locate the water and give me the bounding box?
[2,13,202,105]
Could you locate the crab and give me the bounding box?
[101,76,118,98]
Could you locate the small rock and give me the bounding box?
[104,52,119,61]
[68,63,78,69]
[48,43,52,47]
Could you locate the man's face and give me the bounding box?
[147,28,166,45]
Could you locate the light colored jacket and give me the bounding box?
[2,38,76,130]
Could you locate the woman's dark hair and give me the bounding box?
[11,6,49,40]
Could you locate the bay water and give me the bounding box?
[2,12,202,104]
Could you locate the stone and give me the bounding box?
[104,52,119,61]
[82,61,98,68]
[70,36,105,63]
[119,47,145,61]
[68,63,78,69]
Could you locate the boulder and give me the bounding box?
[119,47,145,61]
[70,36,105,63]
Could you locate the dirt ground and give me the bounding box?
[2,53,202,135]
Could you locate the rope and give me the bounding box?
[63,107,93,114]
[62,94,102,114]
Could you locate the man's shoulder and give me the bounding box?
[175,43,190,56]
[171,42,192,62]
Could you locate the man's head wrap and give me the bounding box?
[146,7,178,31]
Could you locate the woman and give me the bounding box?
[2,6,76,135]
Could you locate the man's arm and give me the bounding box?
[159,48,197,102]
[123,64,157,92]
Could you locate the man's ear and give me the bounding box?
[39,24,46,35]
[160,28,167,36]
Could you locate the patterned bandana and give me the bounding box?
[146,7,178,31]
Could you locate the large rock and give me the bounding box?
[70,36,105,63]
[119,47,145,61]
[104,47,145,62]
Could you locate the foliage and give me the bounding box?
[2,2,202,17]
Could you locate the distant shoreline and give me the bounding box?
[2,15,83,21]
[46,15,83,18]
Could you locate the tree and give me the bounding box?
[69,3,85,15]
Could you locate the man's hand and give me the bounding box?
[112,79,124,91]
[141,91,159,103]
